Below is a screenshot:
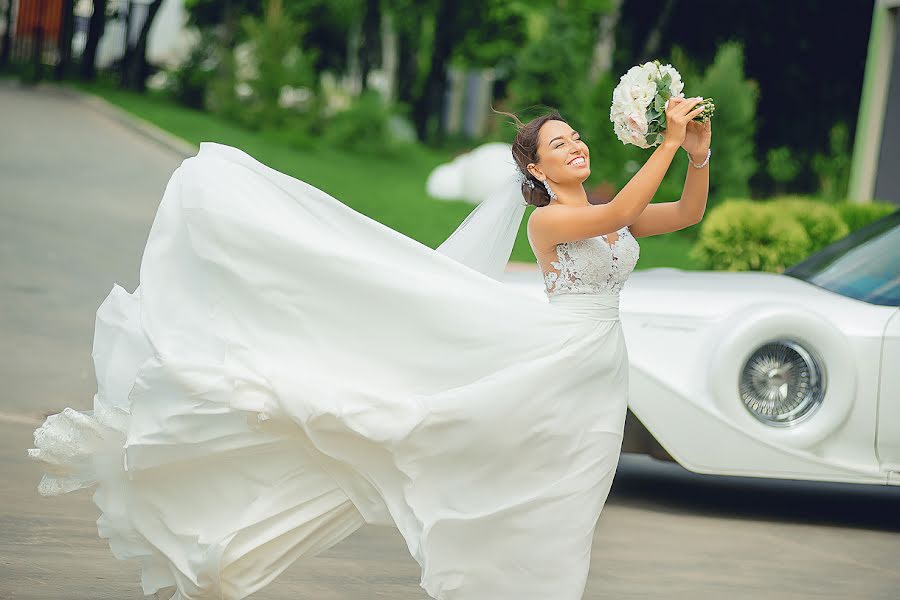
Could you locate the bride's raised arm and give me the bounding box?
[528,97,706,250]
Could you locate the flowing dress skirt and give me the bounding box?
[28,142,630,600]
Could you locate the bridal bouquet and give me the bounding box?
[610,60,715,148]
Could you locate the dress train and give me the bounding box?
[28,142,630,600]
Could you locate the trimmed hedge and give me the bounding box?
[690,197,896,272]
[834,201,897,232]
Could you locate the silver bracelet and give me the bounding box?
[688,148,711,169]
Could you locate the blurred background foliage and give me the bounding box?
[16,0,891,270]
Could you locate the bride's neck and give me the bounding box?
[548,181,589,207]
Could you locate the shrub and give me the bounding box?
[691,196,897,272]
[320,90,414,156]
[690,199,810,272]
[164,29,221,109]
[207,1,319,132]
[834,201,897,231]
[771,196,849,252]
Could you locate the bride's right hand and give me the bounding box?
[662,97,706,147]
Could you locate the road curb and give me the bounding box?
[0,78,198,159]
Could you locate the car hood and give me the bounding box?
[620,267,839,318]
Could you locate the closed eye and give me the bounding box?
[555,136,582,149]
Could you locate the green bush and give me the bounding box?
[771,196,849,252]
[207,2,319,132]
[321,90,414,156]
[691,196,897,272]
[690,200,809,272]
[164,29,221,109]
[834,201,897,231]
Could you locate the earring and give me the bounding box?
[543,179,557,201]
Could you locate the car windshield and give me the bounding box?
[784,210,900,307]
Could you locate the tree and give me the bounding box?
[53,0,76,80]
[411,0,456,141]
[812,123,851,201]
[1,0,14,67]
[79,0,107,80]
[766,146,800,195]
[506,2,612,116]
[358,0,380,91]
[122,0,164,91]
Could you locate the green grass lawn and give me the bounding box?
[66,79,702,270]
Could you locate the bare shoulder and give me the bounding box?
[528,201,624,249]
[528,203,578,230]
[527,205,565,253]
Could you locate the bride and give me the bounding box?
[28,97,710,599]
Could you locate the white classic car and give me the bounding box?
[504,210,900,486]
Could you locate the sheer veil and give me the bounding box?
[431,145,526,281]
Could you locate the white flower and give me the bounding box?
[626,110,648,136]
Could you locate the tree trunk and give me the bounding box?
[79,0,107,80]
[346,18,362,96]
[0,0,13,68]
[123,0,162,91]
[380,9,397,103]
[639,0,677,62]
[412,0,454,142]
[588,0,621,82]
[221,0,239,48]
[53,0,75,80]
[359,0,380,92]
[395,15,419,106]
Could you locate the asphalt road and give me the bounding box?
[2,81,899,600]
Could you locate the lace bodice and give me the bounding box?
[535,227,641,298]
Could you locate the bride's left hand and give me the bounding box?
[681,117,712,162]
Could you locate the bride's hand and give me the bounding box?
[681,115,712,162]
[662,97,706,148]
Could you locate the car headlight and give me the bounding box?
[738,339,826,427]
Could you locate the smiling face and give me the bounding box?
[526,120,590,187]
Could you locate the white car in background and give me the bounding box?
[504,210,900,486]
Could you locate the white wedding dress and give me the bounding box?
[28,142,640,600]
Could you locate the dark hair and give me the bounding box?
[493,108,567,207]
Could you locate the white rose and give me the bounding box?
[630,127,650,148]
[612,84,632,107]
[626,110,649,136]
[636,80,656,105]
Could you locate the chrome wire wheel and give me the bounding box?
[738,340,826,426]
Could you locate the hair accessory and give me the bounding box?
[514,167,535,190]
